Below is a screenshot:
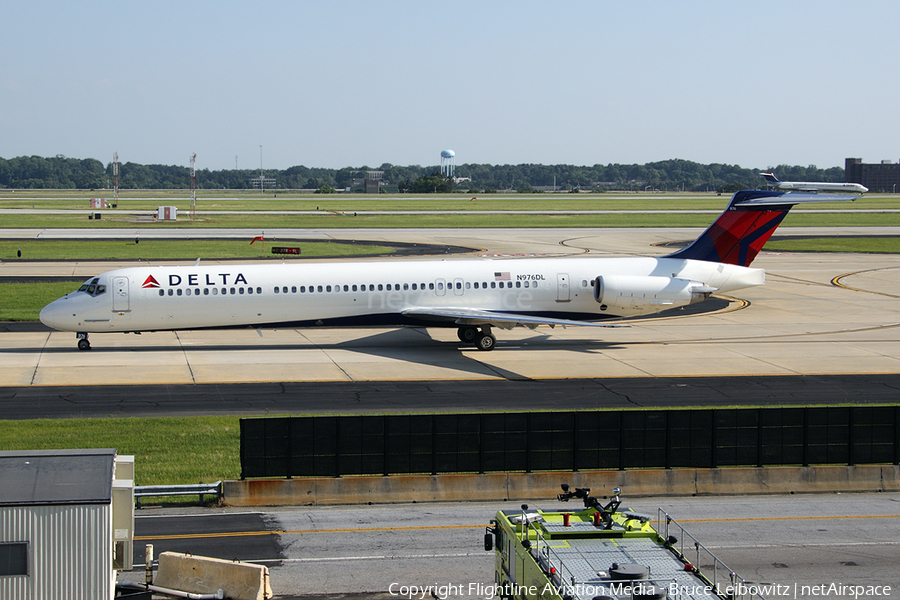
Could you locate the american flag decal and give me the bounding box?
[494,272,511,281]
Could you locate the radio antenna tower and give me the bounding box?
[113,152,119,207]
[189,153,197,220]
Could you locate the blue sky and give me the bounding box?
[2,1,897,171]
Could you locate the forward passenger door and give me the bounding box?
[113,277,130,312]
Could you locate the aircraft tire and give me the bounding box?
[476,332,496,351]
[458,326,479,344]
[77,339,91,351]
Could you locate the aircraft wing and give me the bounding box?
[401,307,630,330]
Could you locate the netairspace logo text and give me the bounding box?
[388,581,893,600]
[681,583,893,599]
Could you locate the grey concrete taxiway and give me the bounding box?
[3,227,900,387]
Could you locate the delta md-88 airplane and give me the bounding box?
[39,183,863,351]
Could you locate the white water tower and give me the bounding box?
[440,149,455,178]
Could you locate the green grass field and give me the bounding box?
[0,416,241,488]
[764,237,900,254]
[2,210,898,229]
[2,191,899,228]
[0,281,79,321]
[1,239,394,261]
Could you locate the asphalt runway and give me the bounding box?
[3,374,900,420]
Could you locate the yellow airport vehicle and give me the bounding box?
[484,486,766,600]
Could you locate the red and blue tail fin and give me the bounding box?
[666,189,860,267]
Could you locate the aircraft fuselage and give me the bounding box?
[39,256,763,334]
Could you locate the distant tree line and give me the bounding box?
[0,154,845,193]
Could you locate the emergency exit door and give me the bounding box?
[556,273,570,302]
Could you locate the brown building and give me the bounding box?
[846,158,900,193]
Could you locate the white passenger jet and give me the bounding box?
[40,185,862,351]
[761,172,868,194]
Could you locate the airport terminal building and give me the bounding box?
[846,157,900,193]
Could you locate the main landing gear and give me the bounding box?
[457,325,496,351]
[76,332,91,351]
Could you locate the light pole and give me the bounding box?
[259,145,264,194]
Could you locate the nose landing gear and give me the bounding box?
[76,332,91,351]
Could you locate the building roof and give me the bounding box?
[0,448,116,506]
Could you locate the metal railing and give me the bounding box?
[658,509,767,600]
[134,481,223,508]
[523,518,581,594]
[523,517,675,598]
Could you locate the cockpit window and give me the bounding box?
[77,278,106,297]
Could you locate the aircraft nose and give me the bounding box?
[39,301,59,329]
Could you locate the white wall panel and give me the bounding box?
[0,504,112,600]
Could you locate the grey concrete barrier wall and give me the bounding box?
[223,465,900,506]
